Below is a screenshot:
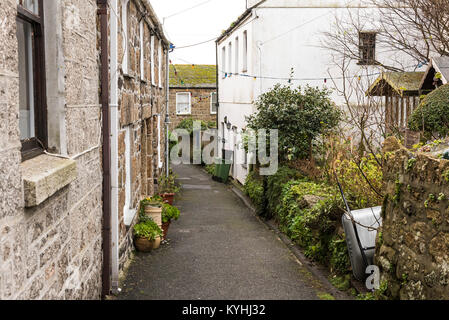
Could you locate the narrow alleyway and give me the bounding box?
[117,165,343,300]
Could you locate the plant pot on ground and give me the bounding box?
[133,220,163,252]
[161,203,180,240]
[158,172,181,205]
[141,196,164,227]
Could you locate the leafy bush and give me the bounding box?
[133,220,163,241]
[243,171,265,216]
[266,166,304,220]
[162,203,180,223]
[333,155,383,209]
[176,118,212,135]
[409,83,449,140]
[246,84,341,161]
[276,179,348,269]
[158,172,181,194]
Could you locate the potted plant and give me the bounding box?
[158,172,181,205]
[140,196,164,227]
[161,203,180,240]
[133,219,163,252]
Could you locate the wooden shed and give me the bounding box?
[367,72,427,133]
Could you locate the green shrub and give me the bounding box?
[243,171,265,216]
[334,155,383,209]
[246,84,341,162]
[276,179,347,267]
[133,220,163,241]
[176,118,211,135]
[162,204,180,223]
[329,235,351,275]
[409,83,449,140]
[266,166,303,220]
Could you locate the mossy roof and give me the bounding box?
[169,64,216,88]
[367,72,425,97]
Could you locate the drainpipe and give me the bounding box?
[97,0,111,299]
[109,0,120,294]
[165,45,170,177]
[215,41,220,158]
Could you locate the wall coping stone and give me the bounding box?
[21,154,77,207]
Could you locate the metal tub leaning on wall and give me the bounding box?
[342,207,382,282]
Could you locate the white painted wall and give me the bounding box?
[218,0,425,184]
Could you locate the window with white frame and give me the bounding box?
[176,92,191,115]
[242,30,248,72]
[124,126,136,226]
[228,42,232,75]
[121,0,130,75]
[139,20,144,81]
[158,40,162,88]
[151,35,155,85]
[210,92,217,114]
[235,37,239,74]
[221,46,226,78]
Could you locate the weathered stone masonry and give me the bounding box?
[0,0,103,300]
[116,0,168,271]
[376,138,449,300]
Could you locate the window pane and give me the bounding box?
[18,0,39,14]
[211,92,217,114]
[17,19,35,141]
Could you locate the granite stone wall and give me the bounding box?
[0,0,102,300]
[375,138,449,300]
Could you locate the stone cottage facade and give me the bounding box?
[0,0,169,299]
[112,0,169,290]
[0,0,103,299]
[169,64,217,130]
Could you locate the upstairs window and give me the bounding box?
[221,46,226,78]
[359,32,377,65]
[242,30,248,72]
[210,92,218,115]
[176,92,191,115]
[139,20,144,81]
[235,37,239,74]
[228,42,232,75]
[151,35,155,85]
[158,40,162,88]
[17,0,47,161]
[121,0,130,74]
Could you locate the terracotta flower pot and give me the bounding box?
[144,205,162,227]
[162,221,171,240]
[134,236,161,252]
[160,193,175,205]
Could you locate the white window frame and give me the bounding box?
[242,30,248,73]
[210,92,217,115]
[235,36,239,74]
[221,46,226,78]
[158,40,163,88]
[151,35,155,86]
[139,20,145,81]
[157,115,163,169]
[124,126,137,226]
[228,42,232,76]
[176,92,192,115]
[121,0,129,75]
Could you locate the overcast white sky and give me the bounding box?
[151,0,247,65]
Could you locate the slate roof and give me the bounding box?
[419,56,449,91]
[169,64,217,88]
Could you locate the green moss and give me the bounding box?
[406,158,417,172]
[317,292,335,300]
[169,64,216,87]
[393,180,402,204]
[438,193,446,201]
[329,274,351,291]
[443,170,449,182]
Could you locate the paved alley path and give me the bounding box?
[117,165,340,300]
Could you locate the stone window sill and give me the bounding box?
[21,154,77,208]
